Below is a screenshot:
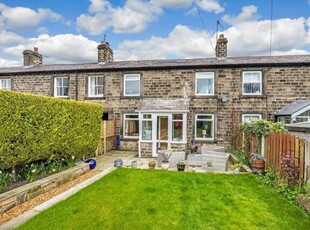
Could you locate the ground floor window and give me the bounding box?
[123,114,139,138]
[142,114,152,140]
[242,114,262,123]
[195,114,214,140]
[172,114,183,142]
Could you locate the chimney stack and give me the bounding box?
[22,47,43,66]
[216,34,228,59]
[97,41,113,63]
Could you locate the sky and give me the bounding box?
[0,0,309,67]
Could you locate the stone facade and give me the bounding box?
[1,38,310,157]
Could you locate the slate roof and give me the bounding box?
[1,54,310,75]
[275,101,310,116]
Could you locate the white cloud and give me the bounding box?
[0,3,67,31]
[76,0,225,35]
[195,0,224,13]
[222,5,258,25]
[115,16,310,60]
[151,0,192,8]
[2,34,98,66]
[0,28,25,45]
[0,58,20,67]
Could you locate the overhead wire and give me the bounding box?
[193,0,215,56]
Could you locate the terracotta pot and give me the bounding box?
[251,159,265,174]
[149,161,156,169]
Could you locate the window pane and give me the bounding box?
[126,75,140,80]
[172,121,183,141]
[142,121,152,140]
[173,114,183,120]
[125,120,139,137]
[125,80,140,95]
[243,83,260,94]
[197,115,212,120]
[196,120,212,138]
[126,114,139,119]
[196,78,213,95]
[62,77,68,86]
[143,114,151,119]
[244,73,260,82]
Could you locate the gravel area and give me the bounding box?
[0,170,99,225]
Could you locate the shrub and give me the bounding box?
[0,90,103,170]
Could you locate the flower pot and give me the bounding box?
[161,161,169,170]
[177,162,186,171]
[149,161,156,169]
[251,159,265,174]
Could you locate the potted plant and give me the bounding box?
[149,160,156,169]
[250,153,266,174]
[161,150,171,170]
[230,163,241,173]
[177,161,186,171]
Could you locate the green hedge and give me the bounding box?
[0,90,103,170]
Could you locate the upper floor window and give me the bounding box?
[0,79,11,90]
[242,71,262,95]
[88,76,104,97]
[124,74,140,96]
[242,114,262,123]
[195,72,214,96]
[54,77,68,97]
[195,114,214,140]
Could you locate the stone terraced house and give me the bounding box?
[1,35,310,157]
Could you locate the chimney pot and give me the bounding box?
[34,47,38,53]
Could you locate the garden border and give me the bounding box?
[0,163,90,214]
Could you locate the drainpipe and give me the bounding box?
[113,113,116,149]
[75,70,78,101]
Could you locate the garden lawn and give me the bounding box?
[17,168,310,230]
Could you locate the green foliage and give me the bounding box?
[241,119,287,153]
[0,90,103,170]
[0,170,13,192]
[226,146,249,166]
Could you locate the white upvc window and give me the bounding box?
[0,79,11,90]
[141,114,152,141]
[124,74,140,96]
[242,71,262,95]
[54,77,68,97]
[195,114,214,140]
[88,76,104,97]
[172,114,183,142]
[123,114,139,138]
[242,114,262,123]
[195,72,214,96]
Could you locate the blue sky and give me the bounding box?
[0,0,309,66]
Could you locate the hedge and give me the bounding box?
[0,90,103,170]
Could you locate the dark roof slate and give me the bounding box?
[275,100,310,116]
[1,55,310,75]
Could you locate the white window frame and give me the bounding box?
[140,113,153,141]
[123,114,139,139]
[195,72,215,96]
[88,76,104,97]
[124,74,140,97]
[195,114,214,140]
[242,114,262,123]
[242,71,262,95]
[0,79,12,90]
[54,77,68,98]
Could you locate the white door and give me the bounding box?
[152,114,171,157]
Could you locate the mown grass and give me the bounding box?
[17,168,310,230]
